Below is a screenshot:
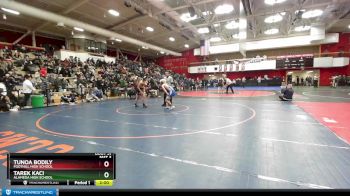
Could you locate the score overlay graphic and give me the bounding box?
[7,153,116,186]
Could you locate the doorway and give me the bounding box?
[286,70,320,87]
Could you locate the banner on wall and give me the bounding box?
[188,59,276,74]
[197,66,207,73]
[229,64,234,71]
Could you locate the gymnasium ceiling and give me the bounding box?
[1,0,350,57]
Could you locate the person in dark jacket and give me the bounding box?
[0,88,11,112]
[40,74,51,105]
[279,84,294,101]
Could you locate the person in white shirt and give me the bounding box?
[242,77,246,88]
[0,82,7,96]
[225,77,234,94]
[257,76,262,86]
[162,71,174,107]
[22,75,36,107]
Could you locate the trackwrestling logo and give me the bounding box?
[1,188,58,196]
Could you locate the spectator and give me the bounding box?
[296,76,300,86]
[3,73,19,106]
[313,75,319,88]
[242,77,246,88]
[0,86,11,112]
[92,87,103,100]
[22,75,36,108]
[257,76,262,86]
[61,91,77,104]
[40,73,51,105]
[300,77,304,86]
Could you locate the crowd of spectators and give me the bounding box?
[0,46,190,112]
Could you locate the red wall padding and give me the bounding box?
[319,67,349,86]
[321,33,350,54]
[319,33,350,85]
[156,49,202,77]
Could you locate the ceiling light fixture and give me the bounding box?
[294,25,311,32]
[180,13,198,22]
[264,0,286,5]
[197,27,210,34]
[295,9,306,14]
[225,21,239,29]
[184,44,189,48]
[108,9,120,17]
[302,9,323,19]
[231,33,246,39]
[202,11,213,16]
[1,7,20,15]
[210,37,222,42]
[115,39,122,42]
[160,51,165,54]
[146,26,154,32]
[264,14,283,23]
[74,27,84,32]
[169,37,175,42]
[239,32,247,39]
[2,14,6,20]
[214,4,234,15]
[213,23,220,27]
[264,28,279,35]
[232,34,239,39]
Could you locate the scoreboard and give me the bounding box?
[276,54,314,69]
[7,153,116,186]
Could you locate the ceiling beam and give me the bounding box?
[249,2,330,18]
[0,0,181,56]
[325,4,350,30]
[146,0,200,44]
[0,21,66,39]
[106,15,147,30]
[155,0,223,15]
[33,0,90,31]
[12,30,32,45]
[34,0,109,26]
